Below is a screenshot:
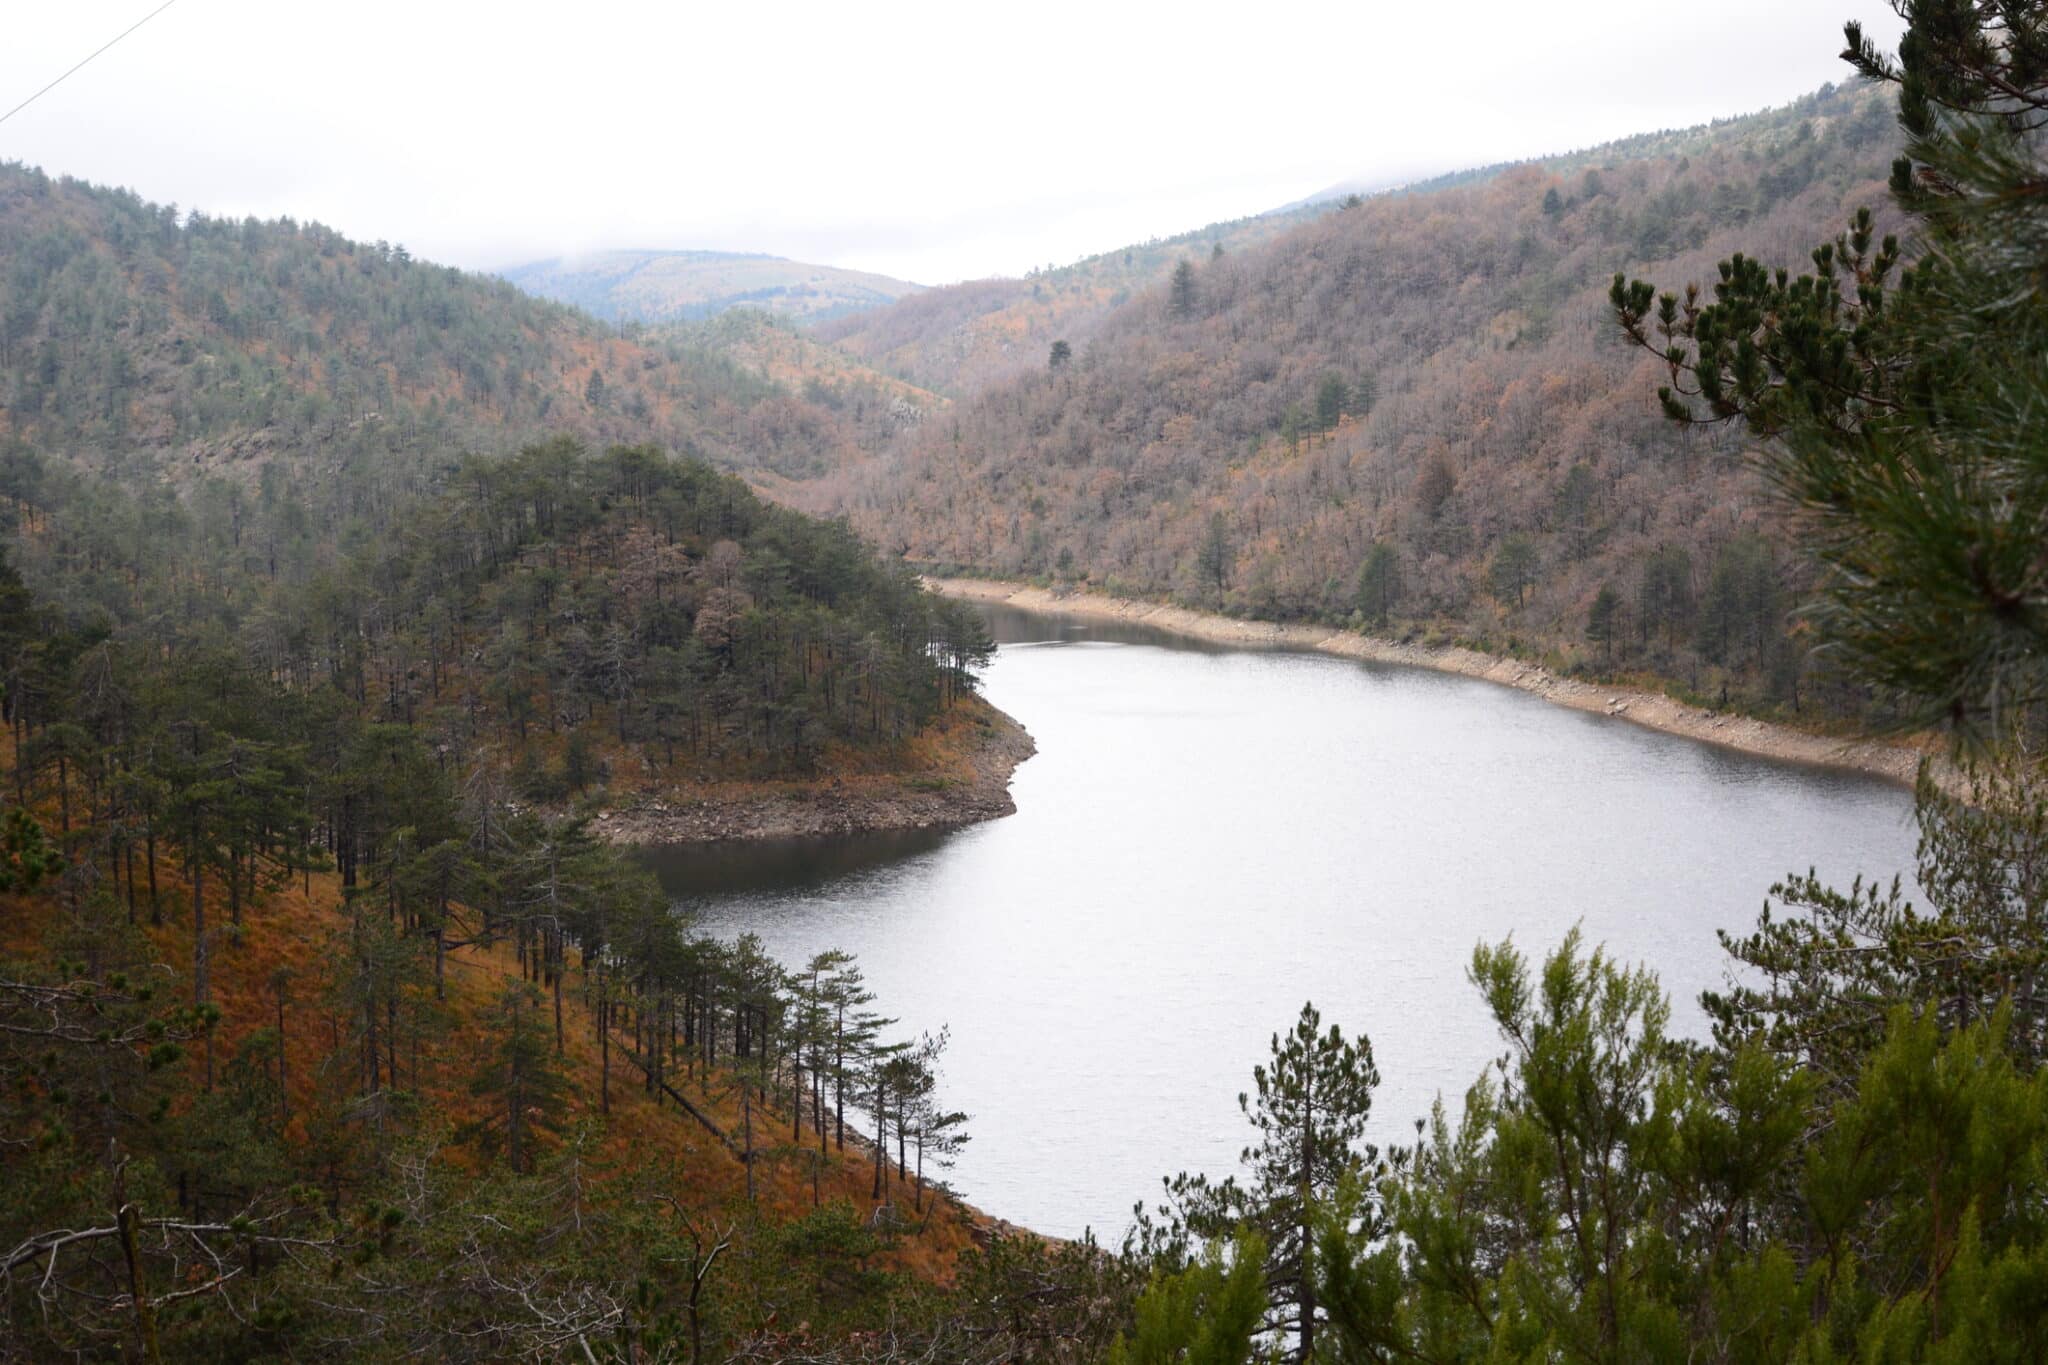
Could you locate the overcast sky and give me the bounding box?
[1,0,1907,285]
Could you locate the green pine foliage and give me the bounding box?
[1612,4,2048,744]
[1108,1232,1268,1365]
[464,983,572,1172]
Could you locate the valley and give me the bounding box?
[3,3,2046,1354]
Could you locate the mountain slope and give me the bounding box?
[0,163,915,508]
[813,204,1327,398]
[501,247,924,325]
[812,95,1875,404]
[818,83,1905,720]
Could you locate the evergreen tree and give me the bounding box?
[1636,545,1694,647]
[1240,1003,1380,1364]
[1196,512,1233,597]
[1354,543,1401,628]
[1487,534,1539,608]
[1697,533,1780,668]
[1315,372,1349,431]
[1554,461,1599,560]
[1586,583,1623,662]
[1350,371,1379,419]
[1169,259,1198,320]
[1137,1005,1383,1364]
[1106,1231,1267,1365]
[466,982,570,1173]
[0,808,61,893]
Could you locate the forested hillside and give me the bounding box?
[502,248,924,325]
[0,134,1045,1348]
[0,528,1090,1358]
[823,84,1904,719]
[0,162,914,503]
[813,204,1323,398]
[5,432,999,808]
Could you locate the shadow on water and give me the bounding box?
[976,602,1239,654]
[632,824,958,899]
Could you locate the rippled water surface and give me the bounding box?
[639,607,1921,1240]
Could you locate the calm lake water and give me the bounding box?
[639,606,1922,1241]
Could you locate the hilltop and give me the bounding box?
[501,248,925,326]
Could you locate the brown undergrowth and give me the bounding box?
[1,830,989,1289]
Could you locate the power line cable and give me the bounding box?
[0,0,183,130]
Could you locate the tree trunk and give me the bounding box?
[190,861,207,1006]
[742,1085,756,1204]
[871,1077,886,1201]
[276,988,289,1128]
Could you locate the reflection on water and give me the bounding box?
[974,602,1239,653]
[639,605,1921,1240]
[636,826,955,900]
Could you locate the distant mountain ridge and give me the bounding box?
[500,248,924,325]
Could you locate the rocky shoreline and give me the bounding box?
[931,577,1950,793]
[596,708,1037,845]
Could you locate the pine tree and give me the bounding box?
[1315,372,1348,432]
[1106,1231,1267,1365]
[1487,534,1539,608]
[1354,543,1401,628]
[1636,545,1694,648]
[1239,1003,1380,1364]
[1587,583,1622,662]
[1196,512,1233,597]
[1349,370,1378,419]
[1168,260,1198,320]
[466,982,570,1173]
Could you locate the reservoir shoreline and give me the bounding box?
[598,702,1036,846]
[929,577,1944,793]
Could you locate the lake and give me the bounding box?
[638,606,1922,1241]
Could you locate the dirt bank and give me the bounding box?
[596,706,1036,845]
[932,577,1949,792]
